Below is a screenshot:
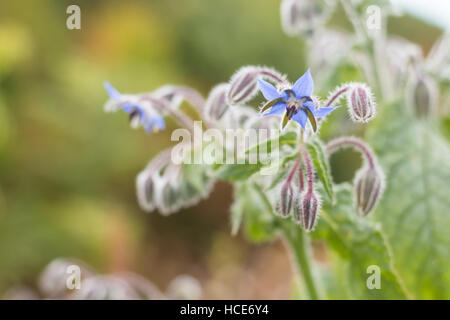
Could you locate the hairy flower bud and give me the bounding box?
[281,0,335,37]
[227,66,286,105]
[227,66,260,105]
[410,76,437,118]
[347,84,376,123]
[204,83,230,122]
[293,190,320,231]
[276,182,295,218]
[354,166,385,216]
[136,170,159,212]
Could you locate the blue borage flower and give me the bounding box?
[103,82,165,133]
[258,69,337,131]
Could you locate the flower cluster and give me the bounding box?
[95,0,450,301]
[103,66,383,229]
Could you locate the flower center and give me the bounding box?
[282,91,313,120]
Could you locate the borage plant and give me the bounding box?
[103,0,450,300]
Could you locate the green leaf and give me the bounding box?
[367,101,450,299]
[215,163,263,181]
[215,131,298,182]
[306,140,334,202]
[245,130,297,155]
[312,185,409,299]
[231,183,277,243]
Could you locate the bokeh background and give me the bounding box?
[0,0,446,298]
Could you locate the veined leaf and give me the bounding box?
[367,101,450,299]
[312,185,409,299]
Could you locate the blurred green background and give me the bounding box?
[0,0,443,298]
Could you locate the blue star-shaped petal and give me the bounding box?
[257,69,337,131]
[104,82,165,133]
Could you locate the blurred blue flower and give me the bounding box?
[104,82,165,133]
[258,69,336,130]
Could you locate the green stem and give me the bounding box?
[340,0,385,100]
[251,182,320,299]
[281,222,320,300]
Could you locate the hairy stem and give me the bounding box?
[340,0,385,100]
[282,222,320,300]
[301,147,315,192]
[326,136,376,169]
[324,86,349,108]
[252,182,320,300]
[172,86,206,113]
[286,155,302,184]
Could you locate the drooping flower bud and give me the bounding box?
[136,150,172,213]
[227,66,260,105]
[227,66,286,105]
[280,0,335,37]
[354,166,385,216]
[136,170,157,212]
[204,83,230,122]
[410,75,437,118]
[276,182,295,218]
[280,0,302,36]
[293,190,320,231]
[347,84,376,123]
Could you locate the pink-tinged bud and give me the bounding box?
[354,166,385,216]
[276,182,295,218]
[294,190,320,231]
[227,66,286,105]
[347,84,376,123]
[204,84,230,121]
[227,66,260,105]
